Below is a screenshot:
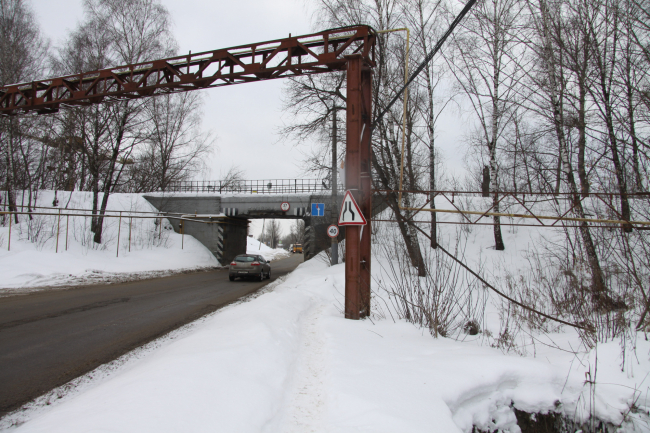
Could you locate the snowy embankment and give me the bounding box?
[246,236,291,262]
[3,255,648,432]
[2,194,648,431]
[0,191,290,294]
[0,191,218,293]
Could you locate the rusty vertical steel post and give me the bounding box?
[330,109,339,266]
[345,55,364,320]
[359,64,373,318]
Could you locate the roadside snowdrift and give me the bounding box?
[0,191,218,293]
[246,236,291,261]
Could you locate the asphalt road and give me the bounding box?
[0,253,304,417]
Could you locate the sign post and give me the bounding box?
[344,55,372,320]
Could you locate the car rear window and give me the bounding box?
[235,256,256,262]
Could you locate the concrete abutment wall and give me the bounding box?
[143,193,387,265]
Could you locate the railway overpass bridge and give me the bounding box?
[143,179,388,265]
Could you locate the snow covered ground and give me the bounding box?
[1,192,649,431]
[246,236,291,262]
[2,254,649,432]
[0,191,289,294]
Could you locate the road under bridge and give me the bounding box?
[144,191,388,265]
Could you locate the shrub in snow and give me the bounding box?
[373,222,487,338]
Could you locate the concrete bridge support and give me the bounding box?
[175,217,248,265]
[303,201,344,261]
[143,193,387,266]
[143,195,239,266]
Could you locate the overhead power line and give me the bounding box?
[372,0,478,127]
[408,223,592,331]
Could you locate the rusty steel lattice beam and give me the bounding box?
[0,25,376,116]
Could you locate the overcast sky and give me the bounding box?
[30,0,467,238]
[31,0,316,182]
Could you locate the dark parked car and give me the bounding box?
[229,254,271,281]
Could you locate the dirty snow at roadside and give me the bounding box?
[3,253,649,432]
[0,191,218,293]
[246,236,291,262]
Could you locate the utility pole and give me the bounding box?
[344,54,372,319]
[331,108,339,266]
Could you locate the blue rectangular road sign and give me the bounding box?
[311,203,325,216]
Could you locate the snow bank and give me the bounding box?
[246,236,291,262]
[0,191,218,293]
[4,255,648,432]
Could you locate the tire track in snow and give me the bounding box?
[281,300,328,432]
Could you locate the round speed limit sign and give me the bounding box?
[327,225,339,238]
[280,202,290,212]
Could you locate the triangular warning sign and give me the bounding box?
[338,190,367,226]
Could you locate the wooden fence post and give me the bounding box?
[56,209,61,253]
[116,212,122,257]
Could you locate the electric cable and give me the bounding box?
[408,222,592,331]
[372,0,478,128]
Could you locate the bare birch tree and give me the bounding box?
[448,0,526,250]
[0,0,48,223]
[525,0,611,305]
[129,92,213,192]
[54,0,177,243]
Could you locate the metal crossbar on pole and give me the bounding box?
[0,26,376,116]
[396,206,650,226]
[0,210,238,223]
[6,203,185,215]
[372,219,650,230]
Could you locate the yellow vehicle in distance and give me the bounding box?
[292,243,303,254]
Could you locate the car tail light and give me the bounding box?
[251,261,260,266]
[230,262,236,266]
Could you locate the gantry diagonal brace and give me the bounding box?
[0,25,376,116]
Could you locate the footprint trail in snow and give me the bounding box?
[282,301,328,432]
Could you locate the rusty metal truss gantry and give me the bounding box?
[0,26,377,321]
[0,26,375,116]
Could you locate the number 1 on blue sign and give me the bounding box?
[311,203,325,216]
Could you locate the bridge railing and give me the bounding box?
[165,179,332,194]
